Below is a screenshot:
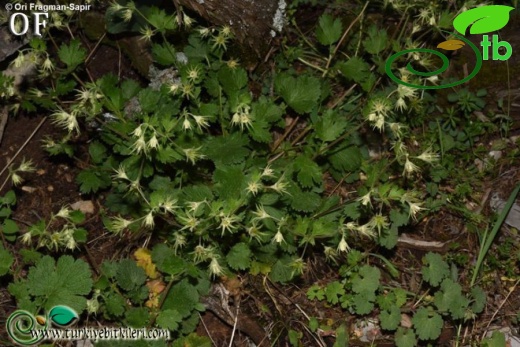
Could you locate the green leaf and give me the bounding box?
[205,133,250,167]
[156,146,183,164]
[338,57,371,84]
[316,14,343,46]
[115,259,147,292]
[307,285,325,301]
[333,324,349,347]
[162,279,200,318]
[89,141,107,164]
[352,265,380,294]
[213,166,245,200]
[0,190,16,205]
[380,305,401,331]
[412,307,443,341]
[226,243,252,271]
[152,43,177,66]
[157,309,183,330]
[58,39,87,71]
[173,333,212,347]
[0,246,13,276]
[328,146,362,172]
[363,25,388,54]
[139,88,163,113]
[251,97,284,123]
[422,252,450,287]
[434,279,469,319]
[270,256,295,283]
[2,219,19,234]
[152,244,186,275]
[315,109,347,142]
[453,5,514,35]
[147,7,176,31]
[76,169,111,194]
[294,156,322,188]
[125,307,149,328]
[390,208,409,227]
[104,292,126,317]
[49,305,79,326]
[395,328,417,347]
[378,227,399,249]
[290,190,321,213]
[482,331,506,347]
[275,73,321,114]
[470,286,486,314]
[24,255,93,313]
[352,291,376,315]
[218,67,248,95]
[324,281,345,304]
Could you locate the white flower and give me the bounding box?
[273,230,285,244]
[147,133,159,150]
[357,223,376,239]
[56,207,71,219]
[173,233,186,253]
[337,237,350,253]
[142,211,155,228]
[395,97,407,112]
[51,108,79,134]
[113,165,129,180]
[192,115,210,130]
[182,118,192,131]
[161,197,178,213]
[246,180,262,195]
[403,156,420,176]
[357,192,372,206]
[262,165,275,177]
[408,202,426,221]
[187,200,206,213]
[179,212,199,232]
[184,147,205,164]
[21,232,32,245]
[389,122,405,139]
[131,124,143,137]
[109,216,132,234]
[132,136,147,154]
[18,159,35,173]
[369,213,389,235]
[209,258,223,277]
[268,175,290,194]
[11,173,23,186]
[415,148,439,164]
[219,214,239,235]
[252,205,271,221]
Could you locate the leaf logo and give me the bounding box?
[453,5,515,35]
[49,305,79,327]
[437,39,465,51]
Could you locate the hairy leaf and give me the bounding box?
[275,73,321,114]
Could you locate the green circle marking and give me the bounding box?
[385,32,483,89]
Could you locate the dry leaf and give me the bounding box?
[134,248,158,279]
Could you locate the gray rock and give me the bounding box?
[489,192,520,229]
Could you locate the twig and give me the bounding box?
[198,313,217,346]
[228,306,239,347]
[484,278,520,331]
[271,116,299,153]
[325,1,370,72]
[0,106,8,146]
[0,116,47,192]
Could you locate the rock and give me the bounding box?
[71,200,95,214]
